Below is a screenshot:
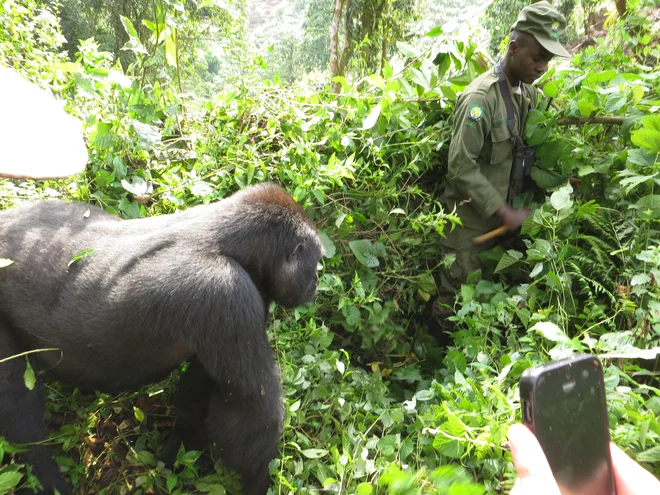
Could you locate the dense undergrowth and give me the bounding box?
[1,0,659,494]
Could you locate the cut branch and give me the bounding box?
[557,116,626,126]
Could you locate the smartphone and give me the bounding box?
[519,354,616,495]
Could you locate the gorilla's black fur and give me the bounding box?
[0,183,323,495]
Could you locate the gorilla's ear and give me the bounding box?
[287,243,305,261]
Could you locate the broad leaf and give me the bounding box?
[631,115,660,152]
[530,321,570,343]
[349,240,386,267]
[494,250,523,273]
[0,471,23,492]
[531,167,566,189]
[301,448,327,459]
[362,104,381,130]
[23,358,35,390]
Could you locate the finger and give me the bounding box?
[610,443,660,495]
[507,424,561,495]
[508,424,554,479]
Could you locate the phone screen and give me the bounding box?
[526,357,615,495]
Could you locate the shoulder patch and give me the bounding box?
[492,117,508,128]
[468,105,485,121]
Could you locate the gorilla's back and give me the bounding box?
[0,200,223,390]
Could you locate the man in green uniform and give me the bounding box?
[433,1,570,328]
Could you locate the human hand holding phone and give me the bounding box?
[509,423,660,495]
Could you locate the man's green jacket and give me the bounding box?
[443,66,539,235]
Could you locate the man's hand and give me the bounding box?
[508,424,660,495]
[497,204,530,231]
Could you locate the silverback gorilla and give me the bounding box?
[0,183,324,495]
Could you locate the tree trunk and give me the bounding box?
[338,0,352,79]
[329,0,346,94]
[615,0,627,17]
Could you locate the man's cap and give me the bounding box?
[511,1,570,58]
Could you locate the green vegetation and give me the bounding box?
[1,0,659,493]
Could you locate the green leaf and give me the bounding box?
[23,358,35,390]
[414,272,437,295]
[531,167,566,189]
[425,26,443,37]
[530,321,570,343]
[344,305,361,327]
[537,139,570,171]
[619,173,658,194]
[319,231,336,258]
[0,259,13,268]
[289,399,301,412]
[400,437,414,460]
[604,92,627,114]
[577,99,599,116]
[396,41,420,58]
[362,104,381,130]
[494,250,523,273]
[52,62,83,73]
[408,67,429,89]
[526,126,553,146]
[550,184,573,211]
[366,74,384,90]
[301,448,327,459]
[433,437,464,459]
[133,406,145,423]
[68,249,97,268]
[166,473,178,492]
[93,122,116,150]
[377,435,397,456]
[525,109,546,128]
[121,177,152,196]
[121,16,139,39]
[356,482,373,495]
[529,262,544,278]
[542,80,559,98]
[122,39,149,56]
[131,121,162,145]
[630,121,660,153]
[630,195,660,219]
[583,70,616,86]
[164,34,177,67]
[136,450,157,466]
[0,471,23,492]
[637,445,660,463]
[626,148,656,168]
[349,240,386,267]
[631,273,651,286]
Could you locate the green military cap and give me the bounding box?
[511,1,570,58]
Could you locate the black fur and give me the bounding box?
[0,183,323,495]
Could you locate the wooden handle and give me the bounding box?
[473,225,510,245]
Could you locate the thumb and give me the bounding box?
[610,443,660,495]
[508,424,560,495]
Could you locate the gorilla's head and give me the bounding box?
[269,228,323,308]
[216,183,324,308]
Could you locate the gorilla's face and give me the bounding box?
[271,234,323,308]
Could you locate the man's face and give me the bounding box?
[510,36,554,84]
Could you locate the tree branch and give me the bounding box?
[557,116,626,126]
